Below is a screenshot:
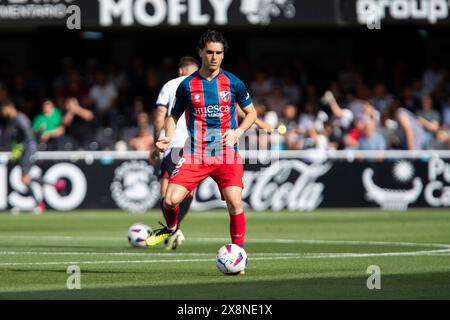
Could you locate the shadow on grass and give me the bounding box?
[1,271,450,300]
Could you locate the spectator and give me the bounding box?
[422,62,445,96]
[298,101,328,149]
[88,71,118,127]
[401,87,420,112]
[59,70,89,106]
[128,112,154,151]
[416,95,441,148]
[62,97,95,150]
[32,99,64,150]
[385,100,426,150]
[280,103,302,150]
[128,127,154,151]
[359,117,386,150]
[372,83,393,113]
[344,114,365,149]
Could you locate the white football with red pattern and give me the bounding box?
[216,244,248,274]
[127,223,153,248]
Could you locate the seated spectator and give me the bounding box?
[280,103,302,150]
[416,95,441,148]
[128,112,154,151]
[359,117,386,150]
[298,101,328,149]
[32,99,64,150]
[88,71,118,128]
[344,114,365,149]
[344,89,364,119]
[62,97,95,150]
[128,127,154,151]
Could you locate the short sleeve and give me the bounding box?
[234,78,252,108]
[156,82,171,107]
[170,82,188,119]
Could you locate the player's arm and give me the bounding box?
[223,104,257,147]
[156,115,179,153]
[236,104,272,133]
[149,105,168,163]
[153,105,168,141]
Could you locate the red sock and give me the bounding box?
[162,202,179,230]
[229,212,246,246]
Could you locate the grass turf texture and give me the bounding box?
[0,209,449,300]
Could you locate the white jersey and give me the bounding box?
[156,75,189,156]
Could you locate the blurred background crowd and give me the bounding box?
[1,54,450,152]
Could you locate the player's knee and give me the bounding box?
[21,175,31,186]
[164,195,182,209]
[226,198,243,214]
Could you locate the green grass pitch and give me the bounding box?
[0,209,449,300]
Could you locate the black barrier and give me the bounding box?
[1,152,450,212]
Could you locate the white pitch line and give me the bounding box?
[1,250,450,267]
[0,251,302,257]
[0,236,449,249]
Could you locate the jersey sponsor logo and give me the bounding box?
[195,105,230,118]
[220,91,230,102]
[194,94,201,103]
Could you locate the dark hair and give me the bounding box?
[178,56,199,68]
[197,30,229,52]
[0,100,15,109]
[385,99,402,119]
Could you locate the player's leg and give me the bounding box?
[19,146,46,214]
[21,172,45,214]
[161,148,192,226]
[158,149,191,249]
[221,186,246,247]
[146,183,190,246]
[211,156,246,247]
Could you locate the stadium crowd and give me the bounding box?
[1,56,450,152]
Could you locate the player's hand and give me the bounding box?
[222,129,243,147]
[258,121,273,134]
[155,137,170,153]
[149,147,161,164]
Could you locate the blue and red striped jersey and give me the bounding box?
[170,69,252,158]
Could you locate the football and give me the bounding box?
[127,223,153,248]
[216,244,248,275]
